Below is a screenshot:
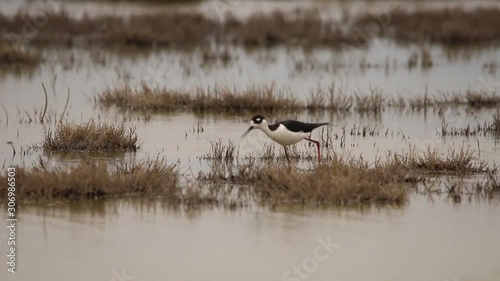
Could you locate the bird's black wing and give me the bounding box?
[269,120,329,133]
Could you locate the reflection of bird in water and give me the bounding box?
[241,115,329,164]
[6,141,16,157]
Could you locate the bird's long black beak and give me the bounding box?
[241,126,254,139]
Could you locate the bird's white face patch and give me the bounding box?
[255,117,261,122]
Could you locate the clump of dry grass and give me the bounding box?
[198,156,409,204]
[354,88,384,113]
[0,158,179,201]
[0,44,40,65]
[227,10,361,47]
[306,83,352,111]
[393,146,487,174]
[98,82,300,112]
[0,9,360,49]
[440,113,500,137]
[43,120,139,152]
[196,141,490,205]
[99,82,500,114]
[193,84,299,111]
[201,139,238,161]
[98,83,192,111]
[491,111,500,134]
[465,90,500,108]
[0,11,219,48]
[355,8,500,44]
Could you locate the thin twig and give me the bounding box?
[59,88,70,124]
[1,105,7,126]
[41,83,48,124]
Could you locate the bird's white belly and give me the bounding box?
[267,125,308,146]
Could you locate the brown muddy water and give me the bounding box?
[1,1,500,280]
[0,198,499,281]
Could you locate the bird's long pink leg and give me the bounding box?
[305,137,321,164]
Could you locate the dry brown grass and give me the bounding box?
[198,156,409,205]
[0,158,179,201]
[492,110,500,134]
[466,90,500,108]
[393,146,487,174]
[98,82,300,112]
[226,10,361,47]
[194,142,488,205]
[0,44,40,65]
[0,10,359,49]
[98,83,500,114]
[306,84,352,111]
[0,141,492,205]
[0,11,219,48]
[355,8,500,44]
[354,88,384,113]
[440,112,500,137]
[43,120,139,152]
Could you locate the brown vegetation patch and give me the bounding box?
[98,83,500,114]
[0,159,179,201]
[43,120,140,152]
[98,82,300,112]
[440,111,500,137]
[0,9,360,49]
[0,44,40,65]
[466,90,500,108]
[198,157,409,205]
[355,8,500,44]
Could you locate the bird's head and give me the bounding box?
[241,115,267,138]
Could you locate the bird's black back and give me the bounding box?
[268,120,329,133]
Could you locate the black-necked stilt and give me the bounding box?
[241,115,329,163]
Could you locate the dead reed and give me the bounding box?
[1,142,492,205]
[98,82,300,112]
[394,146,487,174]
[0,158,179,201]
[355,8,500,44]
[439,111,500,137]
[354,88,384,113]
[0,10,356,49]
[306,84,352,111]
[43,119,140,152]
[98,82,500,114]
[198,156,409,205]
[0,44,40,65]
[466,90,500,108]
[226,10,361,47]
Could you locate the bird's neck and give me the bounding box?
[259,121,274,138]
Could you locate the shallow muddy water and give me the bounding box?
[0,196,499,281]
[1,41,500,172]
[1,1,500,280]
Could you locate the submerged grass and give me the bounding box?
[198,156,409,204]
[2,8,498,50]
[43,120,139,152]
[355,8,500,44]
[1,143,494,205]
[393,146,487,174]
[439,111,500,137]
[0,44,40,65]
[98,82,500,113]
[0,10,357,49]
[0,158,179,201]
[98,82,300,112]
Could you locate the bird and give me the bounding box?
[241,115,329,163]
